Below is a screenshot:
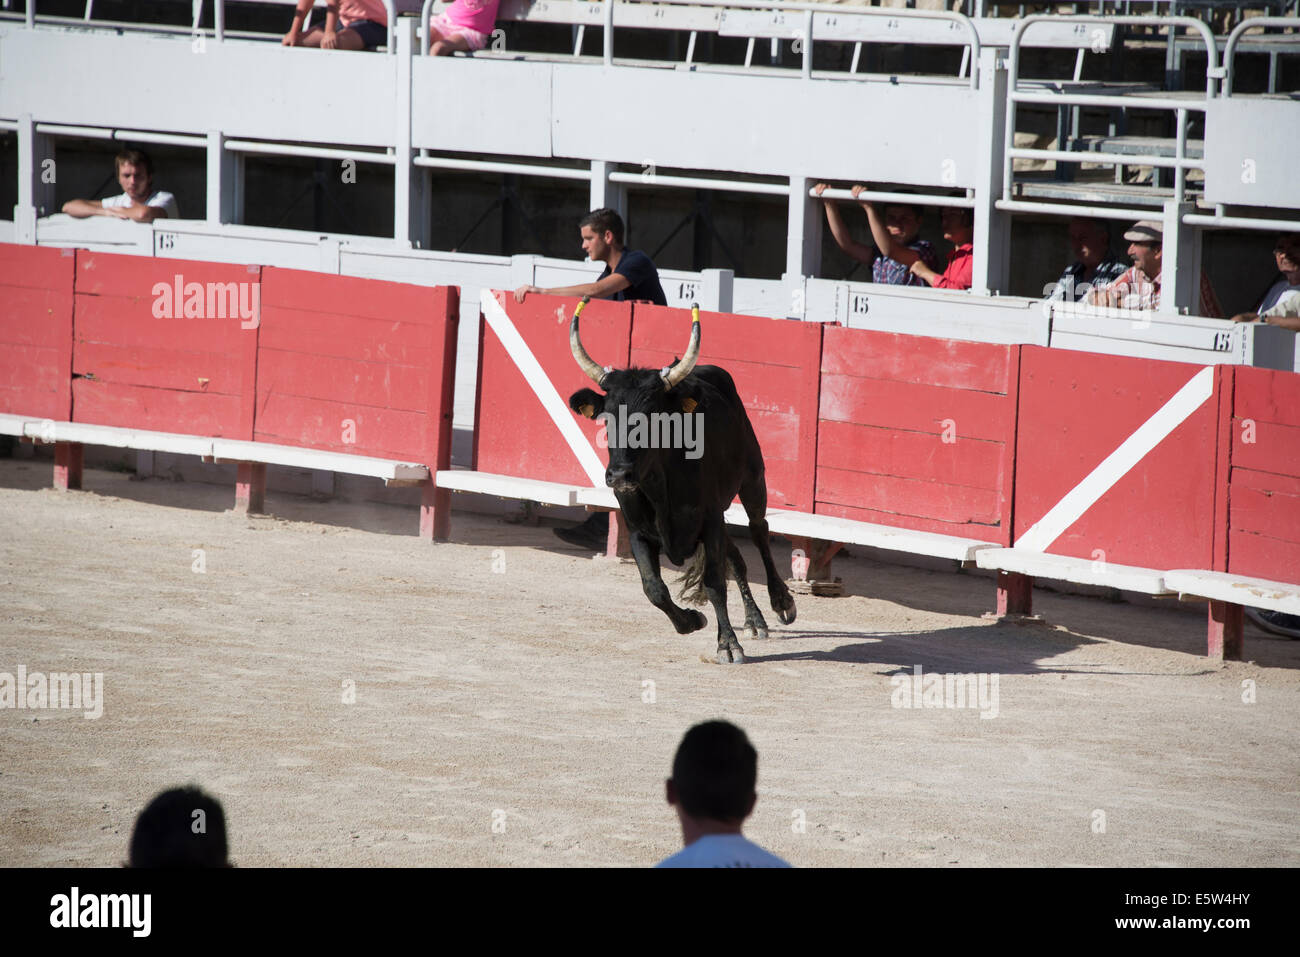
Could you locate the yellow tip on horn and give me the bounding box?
[691,302,700,323]
[575,296,591,317]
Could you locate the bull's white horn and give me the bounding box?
[570,296,607,386]
[660,305,701,391]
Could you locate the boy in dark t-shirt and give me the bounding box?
[513,208,667,306]
[596,248,667,305]
[514,208,666,550]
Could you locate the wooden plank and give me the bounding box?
[262,267,440,325]
[1165,569,1300,615]
[0,244,75,293]
[0,245,75,423]
[74,294,246,353]
[1212,365,1233,573]
[254,392,427,462]
[29,421,214,456]
[0,287,75,348]
[1231,467,1300,499]
[626,354,809,416]
[813,499,1002,542]
[1234,365,1300,424]
[423,284,460,465]
[258,307,434,366]
[1227,529,1300,586]
[632,305,821,370]
[0,346,63,389]
[765,509,993,561]
[257,347,428,412]
[1230,419,1300,478]
[819,373,1013,442]
[822,326,1013,394]
[71,379,242,437]
[1229,483,1300,545]
[76,251,256,299]
[999,344,1023,555]
[211,438,428,480]
[976,547,1170,594]
[73,341,243,395]
[0,414,37,436]
[817,419,1004,490]
[816,467,1000,526]
[434,470,579,506]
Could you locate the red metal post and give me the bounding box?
[1207,601,1244,661]
[996,571,1033,616]
[53,442,83,490]
[234,462,266,514]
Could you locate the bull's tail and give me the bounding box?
[676,543,709,606]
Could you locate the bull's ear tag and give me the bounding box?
[681,397,698,413]
[578,403,596,418]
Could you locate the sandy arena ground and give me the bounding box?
[1,458,1298,868]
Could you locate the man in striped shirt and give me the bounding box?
[1083,220,1222,318]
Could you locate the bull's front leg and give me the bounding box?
[628,532,707,635]
[726,538,769,641]
[701,528,746,665]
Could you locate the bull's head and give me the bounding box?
[568,299,704,494]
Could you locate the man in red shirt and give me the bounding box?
[909,207,973,291]
[1084,220,1222,317]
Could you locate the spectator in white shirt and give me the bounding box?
[61,148,178,224]
[1232,233,1300,332]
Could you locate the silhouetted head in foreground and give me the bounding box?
[668,720,758,827]
[128,786,231,868]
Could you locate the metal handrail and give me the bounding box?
[811,186,976,209]
[1223,16,1300,96]
[416,0,982,88]
[1007,14,1220,96]
[1002,14,1220,207]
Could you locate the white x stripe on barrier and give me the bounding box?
[479,290,607,487]
[1016,366,1215,552]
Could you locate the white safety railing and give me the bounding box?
[1222,16,1300,96]
[999,14,1220,215]
[416,0,983,88]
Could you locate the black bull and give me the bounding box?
[566,302,796,664]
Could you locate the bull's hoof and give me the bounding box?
[743,621,769,640]
[717,645,747,665]
[675,609,708,634]
[774,597,797,625]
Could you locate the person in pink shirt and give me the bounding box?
[428,0,501,55]
[282,0,389,52]
[908,207,973,290]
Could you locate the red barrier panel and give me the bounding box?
[816,327,1019,543]
[629,304,822,512]
[258,267,458,463]
[1226,366,1300,583]
[0,244,75,420]
[72,252,259,438]
[475,292,632,485]
[1013,348,1222,568]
